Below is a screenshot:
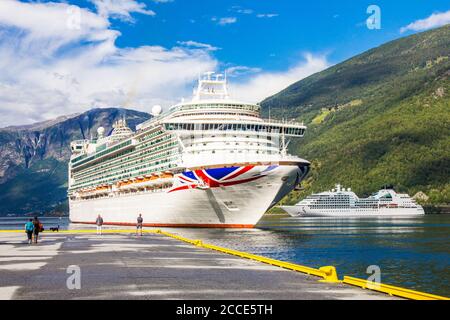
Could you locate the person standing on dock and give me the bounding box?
[96,215,104,235]
[136,214,143,236]
[25,219,34,244]
[32,216,42,244]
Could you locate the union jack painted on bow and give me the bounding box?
[168,165,278,193]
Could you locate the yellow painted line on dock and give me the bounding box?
[155,230,450,300]
[156,230,339,282]
[342,276,450,300]
[1,228,449,300]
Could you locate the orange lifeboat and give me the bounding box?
[161,171,174,179]
[150,174,159,181]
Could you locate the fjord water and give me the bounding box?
[1,214,449,297]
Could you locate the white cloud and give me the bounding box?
[0,0,112,53]
[177,41,220,51]
[230,6,254,15]
[400,10,450,33]
[212,17,237,26]
[228,54,330,103]
[90,0,155,22]
[0,1,329,128]
[256,13,279,18]
[0,0,216,127]
[225,66,261,77]
[230,6,278,19]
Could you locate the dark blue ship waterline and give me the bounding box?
[1,214,449,297]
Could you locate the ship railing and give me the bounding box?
[71,139,90,145]
[260,118,305,127]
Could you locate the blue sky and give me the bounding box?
[0,0,448,127]
[69,0,449,70]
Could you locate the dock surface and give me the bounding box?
[0,231,399,300]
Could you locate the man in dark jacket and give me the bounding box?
[136,214,143,236]
[96,215,104,235]
[32,216,41,243]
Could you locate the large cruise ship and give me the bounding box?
[280,184,425,217]
[68,72,310,228]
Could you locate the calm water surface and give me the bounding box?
[1,214,449,296]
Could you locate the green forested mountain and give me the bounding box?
[261,25,450,205]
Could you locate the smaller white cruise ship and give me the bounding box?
[280,184,425,217]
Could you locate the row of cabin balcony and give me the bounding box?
[72,139,178,178]
[163,123,305,136]
[72,143,179,181]
[71,139,134,167]
[73,141,178,180]
[70,160,178,190]
[171,102,260,113]
[185,148,280,155]
[169,111,260,120]
[182,135,279,146]
[72,147,179,182]
[71,153,178,185]
[186,141,279,152]
[71,183,174,201]
[71,134,175,172]
[69,159,176,190]
[71,162,177,191]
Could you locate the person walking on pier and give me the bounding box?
[136,214,143,236]
[96,214,104,235]
[32,216,42,244]
[25,219,34,244]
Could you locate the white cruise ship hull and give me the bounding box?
[279,206,425,217]
[70,164,307,228]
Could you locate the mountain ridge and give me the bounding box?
[261,25,450,206]
[0,107,151,215]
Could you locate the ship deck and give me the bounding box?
[0,230,400,300]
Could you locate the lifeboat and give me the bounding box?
[161,171,174,179]
[118,172,175,191]
[149,173,159,180]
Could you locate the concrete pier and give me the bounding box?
[0,231,399,300]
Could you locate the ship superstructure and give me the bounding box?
[68,72,310,227]
[280,184,425,217]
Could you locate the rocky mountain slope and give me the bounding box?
[0,108,151,215]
